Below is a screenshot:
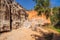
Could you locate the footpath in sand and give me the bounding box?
[0,27,42,40]
[0,27,60,40]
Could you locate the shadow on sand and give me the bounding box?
[31,33,60,40]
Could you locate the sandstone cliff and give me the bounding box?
[0,0,28,32]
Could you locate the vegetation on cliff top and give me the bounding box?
[33,0,60,32]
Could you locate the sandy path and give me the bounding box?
[0,27,41,40]
[0,27,59,40]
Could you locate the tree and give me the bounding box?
[33,0,50,19]
[50,7,60,26]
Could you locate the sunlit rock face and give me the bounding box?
[22,10,51,29]
[22,18,50,29]
[27,10,51,24]
[11,2,28,29]
[0,0,11,32]
[0,0,28,32]
[0,0,50,32]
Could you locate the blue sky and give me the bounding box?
[16,0,60,10]
[50,0,60,7]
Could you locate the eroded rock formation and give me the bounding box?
[0,0,28,32]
